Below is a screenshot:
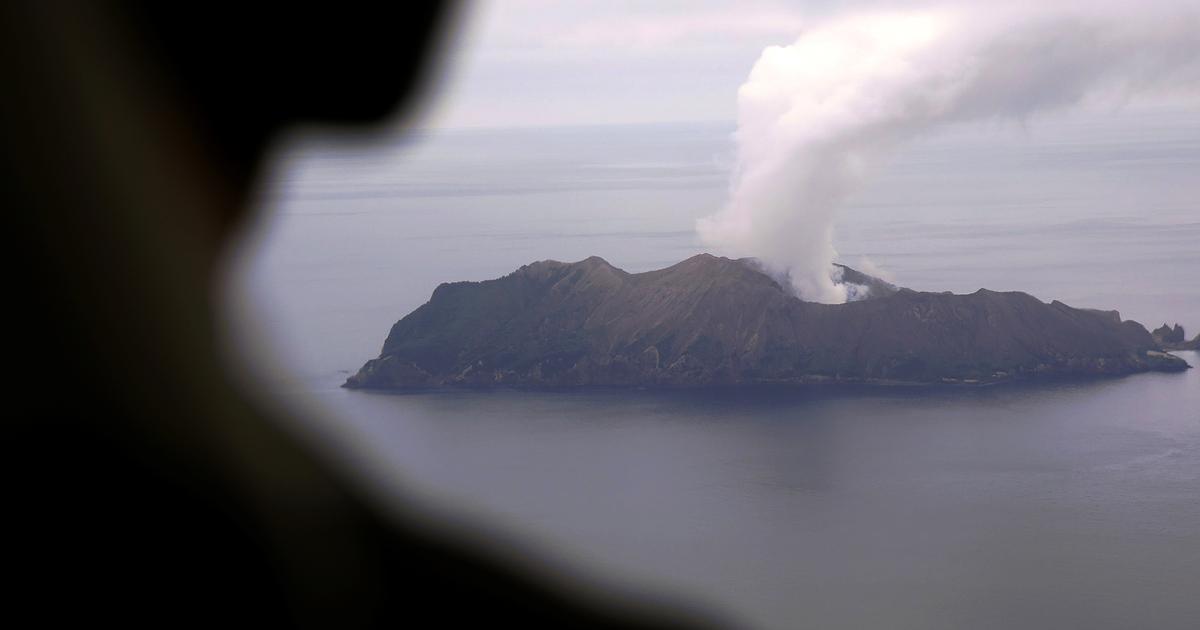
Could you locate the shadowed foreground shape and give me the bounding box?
[5,2,717,628]
[348,254,1189,389]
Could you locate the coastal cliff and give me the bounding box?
[346,254,1189,389]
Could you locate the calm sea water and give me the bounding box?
[227,108,1200,629]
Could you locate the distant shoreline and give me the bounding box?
[346,351,1196,396]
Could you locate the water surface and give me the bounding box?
[228,111,1200,629]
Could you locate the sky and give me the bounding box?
[411,0,1200,303]
[420,0,1199,130]
[424,0,824,128]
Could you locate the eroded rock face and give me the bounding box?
[345,255,1190,390]
[1151,324,1200,350]
[1153,323,1185,344]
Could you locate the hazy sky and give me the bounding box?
[422,0,1198,130]
[426,0,825,128]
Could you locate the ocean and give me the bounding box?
[225,108,1200,629]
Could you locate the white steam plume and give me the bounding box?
[698,2,1200,303]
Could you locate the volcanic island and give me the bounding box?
[345,254,1191,390]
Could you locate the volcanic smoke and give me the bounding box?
[698,2,1200,302]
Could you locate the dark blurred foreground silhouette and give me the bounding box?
[2,3,719,627]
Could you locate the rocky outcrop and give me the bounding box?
[345,255,1190,390]
[1151,323,1199,350]
[1153,323,1186,344]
